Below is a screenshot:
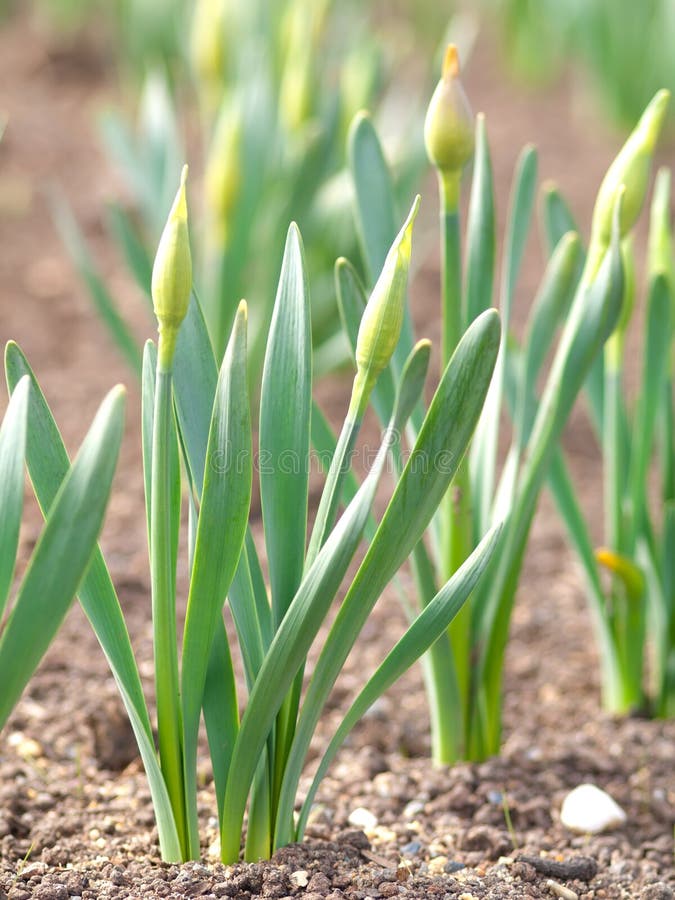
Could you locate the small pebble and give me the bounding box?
[427,856,448,875]
[348,807,378,830]
[7,732,43,759]
[401,841,422,856]
[487,790,503,805]
[547,880,578,900]
[560,784,626,834]
[445,861,466,873]
[290,870,309,888]
[402,801,424,818]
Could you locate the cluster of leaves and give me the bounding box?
[0,365,123,734]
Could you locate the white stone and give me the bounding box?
[347,806,378,830]
[547,880,578,899]
[559,783,626,834]
[290,870,309,888]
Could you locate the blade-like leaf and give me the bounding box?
[629,275,672,534]
[0,385,125,731]
[106,202,153,301]
[541,182,580,255]
[471,146,538,534]
[0,376,29,619]
[260,225,312,626]
[464,114,496,328]
[50,191,143,376]
[203,617,240,823]
[181,304,252,855]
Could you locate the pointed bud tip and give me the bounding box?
[442,44,460,80]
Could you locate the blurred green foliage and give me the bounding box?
[485,0,675,130]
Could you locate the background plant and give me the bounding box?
[0,369,124,734]
[481,0,675,131]
[543,166,674,718]
[53,0,435,383]
[337,50,665,764]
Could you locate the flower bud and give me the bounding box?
[205,104,242,246]
[589,90,670,272]
[424,45,474,203]
[595,547,645,600]
[352,195,420,412]
[190,0,227,110]
[152,165,192,369]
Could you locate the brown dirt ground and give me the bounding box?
[0,9,673,900]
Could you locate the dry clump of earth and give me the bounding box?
[0,9,673,900]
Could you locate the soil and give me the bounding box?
[0,9,673,900]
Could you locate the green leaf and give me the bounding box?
[203,617,240,823]
[0,385,124,732]
[106,202,153,301]
[464,114,496,328]
[50,191,143,377]
[629,274,672,532]
[4,342,182,862]
[172,290,218,493]
[296,524,502,839]
[181,304,252,854]
[0,376,29,619]
[471,146,538,534]
[275,309,501,847]
[541,182,580,255]
[260,225,312,626]
[516,231,583,448]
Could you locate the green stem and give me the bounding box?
[151,358,187,857]
[412,541,462,764]
[603,352,625,553]
[438,170,473,755]
[305,396,364,569]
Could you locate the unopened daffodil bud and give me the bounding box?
[190,0,228,112]
[152,165,192,369]
[351,195,420,415]
[279,43,314,134]
[595,547,645,601]
[588,89,670,277]
[205,104,242,246]
[424,45,474,209]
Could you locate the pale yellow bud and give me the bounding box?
[205,105,242,245]
[588,90,670,276]
[190,0,227,108]
[424,45,475,198]
[152,165,192,369]
[595,547,645,601]
[352,196,420,412]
